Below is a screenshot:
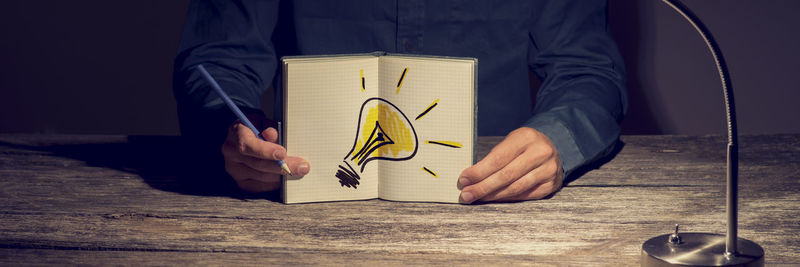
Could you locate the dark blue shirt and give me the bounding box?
[174,0,627,177]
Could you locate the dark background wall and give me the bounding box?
[1,0,798,135]
[610,0,800,135]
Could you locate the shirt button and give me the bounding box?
[404,40,416,52]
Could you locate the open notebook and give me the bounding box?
[281,52,476,204]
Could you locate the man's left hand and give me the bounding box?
[458,127,564,203]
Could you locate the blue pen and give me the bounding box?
[195,64,292,176]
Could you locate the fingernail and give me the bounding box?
[262,127,275,136]
[460,192,474,203]
[458,177,470,188]
[273,149,285,160]
[298,163,310,175]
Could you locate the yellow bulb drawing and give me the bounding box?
[354,100,416,161]
[335,98,418,188]
[335,67,463,188]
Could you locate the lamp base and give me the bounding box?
[642,233,764,267]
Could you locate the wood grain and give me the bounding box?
[0,134,798,266]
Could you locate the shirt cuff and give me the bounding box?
[523,115,584,178]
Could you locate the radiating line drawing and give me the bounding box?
[426,140,463,148]
[395,67,408,94]
[422,167,438,177]
[416,98,439,120]
[360,69,365,92]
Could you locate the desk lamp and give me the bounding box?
[641,1,764,266]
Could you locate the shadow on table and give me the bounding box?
[564,140,626,186]
[0,136,626,202]
[0,136,280,201]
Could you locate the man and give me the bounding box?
[173,0,627,203]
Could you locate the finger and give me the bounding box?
[228,123,287,160]
[458,134,528,187]
[229,154,284,174]
[230,154,310,177]
[225,161,282,184]
[481,158,559,202]
[496,158,564,202]
[284,156,311,177]
[459,148,542,203]
[261,127,279,143]
[505,180,558,201]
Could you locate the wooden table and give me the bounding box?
[0,134,797,265]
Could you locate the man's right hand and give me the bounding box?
[221,122,310,193]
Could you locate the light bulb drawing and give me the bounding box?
[335,67,464,189]
[335,97,418,188]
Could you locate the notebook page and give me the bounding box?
[377,56,475,203]
[283,57,380,203]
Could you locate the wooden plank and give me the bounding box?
[0,134,798,265]
[0,248,650,266]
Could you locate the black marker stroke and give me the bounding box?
[335,161,361,188]
[426,141,461,148]
[415,102,438,120]
[422,167,437,177]
[396,67,408,88]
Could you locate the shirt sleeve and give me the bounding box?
[171,0,280,187]
[173,0,280,144]
[525,1,628,178]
